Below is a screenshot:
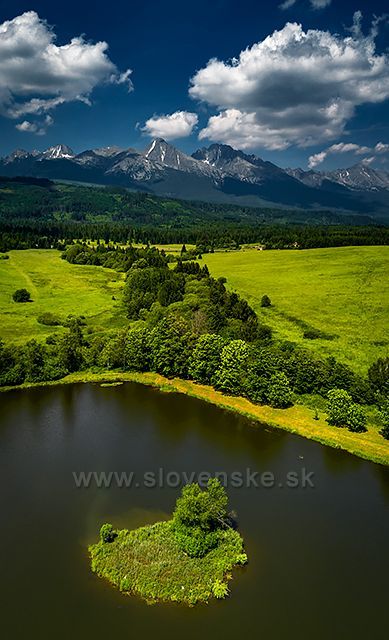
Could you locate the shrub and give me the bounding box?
[174,525,220,558]
[214,340,250,394]
[379,408,389,440]
[303,329,322,340]
[236,552,248,565]
[327,389,353,427]
[327,389,367,433]
[260,295,272,308]
[100,523,117,544]
[267,372,292,408]
[12,288,31,303]
[188,333,225,384]
[345,404,367,433]
[173,478,228,558]
[124,327,152,372]
[368,357,389,394]
[37,312,62,326]
[212,580,229,599]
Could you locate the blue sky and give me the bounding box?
[0,0,388,170]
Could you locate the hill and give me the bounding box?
[201,246,389,374]
[0,177,380,228]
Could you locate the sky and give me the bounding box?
[0,0,388,170]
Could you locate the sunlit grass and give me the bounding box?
[0,249,127,343]
[201,246,389,374]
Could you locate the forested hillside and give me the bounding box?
[0,178,388,251]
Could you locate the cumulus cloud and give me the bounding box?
[198,109,291,150]
[191,15,389,150]
[0,11,132,118]
[15,114,54,136]
[308,141,389,168]
[15,120,39,134]
[141,111,198,140]
[280,0,332,9]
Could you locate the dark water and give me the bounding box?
[1,383,388,639]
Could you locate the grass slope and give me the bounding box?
[0,250,127,343]
[202,246,389,374]
[2,371,389,466]
[89,520,246,605]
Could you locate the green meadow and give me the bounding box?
[202,245,389,374]
[0,249,126,343]
[1,245,388,376]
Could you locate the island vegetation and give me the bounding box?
[89,478,247,605]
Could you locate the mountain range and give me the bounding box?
[2,139,389,219]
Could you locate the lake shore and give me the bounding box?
[1,370,388,466]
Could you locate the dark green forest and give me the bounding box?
[1,177,388,252]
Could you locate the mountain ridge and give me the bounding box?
[1,139,389,218]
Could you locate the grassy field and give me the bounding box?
[201,246,389,375]
[0,250,127,343]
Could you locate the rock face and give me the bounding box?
[286,164,389,192]
[1,139,389,214]
[40,144,75,160]
[193,143,287,184]
[325,164,389,191]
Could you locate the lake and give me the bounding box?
[1,383,388,639]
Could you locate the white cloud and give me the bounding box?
[310,0,332,7]
[279,1,297,9]
[191,15,389,151]
[15,120,39,133]
[308,141,389,168]
[141,111,198,140]
[280,0,332,9]
[198,109,291,150]
[15,113,54,136]
[0,11,132,118]
[308,151,327,168]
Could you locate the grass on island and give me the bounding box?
[3,370,389,466]
[0,249,127,343]
[201,246,389,375]
[89,520,246,605]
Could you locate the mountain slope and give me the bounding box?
[1,139,388,219]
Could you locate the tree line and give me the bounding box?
[1,218,389,254]
[1,177,389,252]
[1,244,388,440]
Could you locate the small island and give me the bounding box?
[89,479,247,605]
